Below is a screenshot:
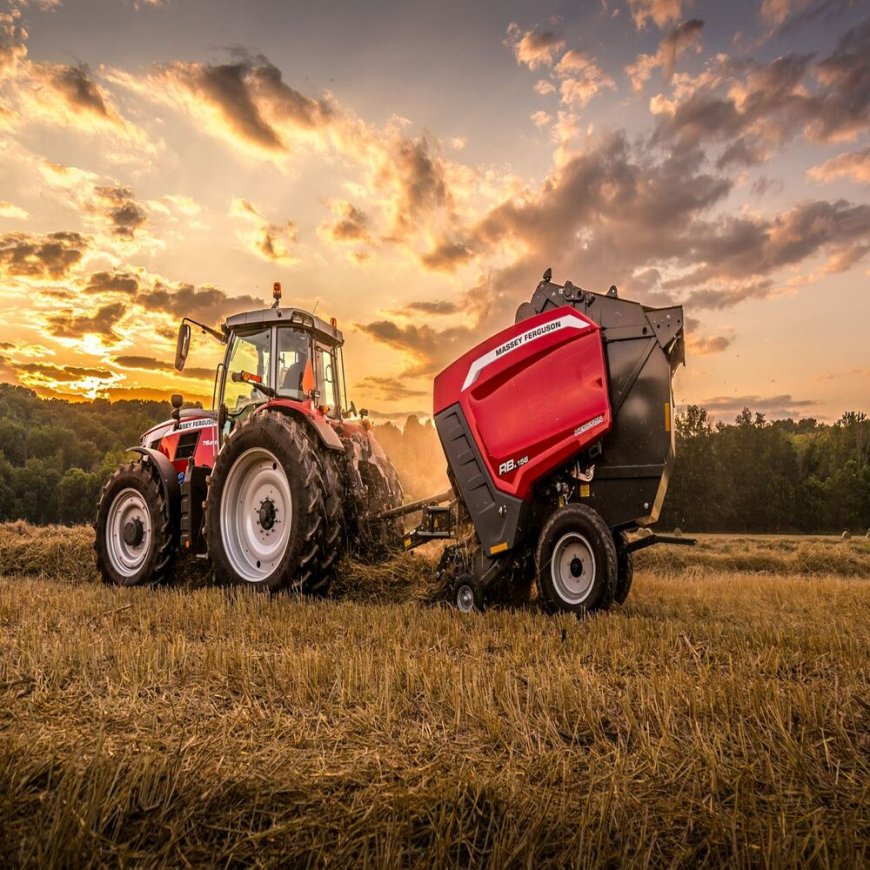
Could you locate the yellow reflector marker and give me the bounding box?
[490,541,508,555]
[664,402,671,432]
[404,537,412,548]
[580,484,590,498]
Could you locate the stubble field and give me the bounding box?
[0,523,868,867]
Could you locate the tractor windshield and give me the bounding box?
[276,328,312,401]
[224,328,272,410]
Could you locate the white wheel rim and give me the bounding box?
[551,532,596,605]
[456,583,475,612]
[106,487,152,578]
[220,447,292,583]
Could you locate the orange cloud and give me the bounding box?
[809,147,870,184]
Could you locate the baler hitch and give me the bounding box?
[623,533,697,554]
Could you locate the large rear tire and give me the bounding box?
[535,504,617,614]
[94,461,177,587]
[205,411,328,593]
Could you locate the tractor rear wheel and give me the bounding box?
[535,504,617,614]
[94,460,177,586]
[614,531,633,605]
[205,411,328,593]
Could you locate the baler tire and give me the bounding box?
[452,574,485,613]
[205,411,327,593]
[535,504,617,615]
[614,531,633,605]
[94,460,177,587]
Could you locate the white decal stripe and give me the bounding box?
[461,311,593,391]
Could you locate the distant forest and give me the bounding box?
[0,384,867,534]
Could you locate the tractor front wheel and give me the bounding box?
[535,504,617,614]
[205,411,329,593]
[94,460,177,586]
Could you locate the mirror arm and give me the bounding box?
[182,317,226,343]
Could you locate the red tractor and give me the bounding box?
[94,283,403,592]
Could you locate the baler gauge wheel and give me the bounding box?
[452,573,484,613]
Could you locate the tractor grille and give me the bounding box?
[174,430,200,460]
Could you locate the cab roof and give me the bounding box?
[224,307,343,346]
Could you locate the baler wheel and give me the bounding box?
[452,573,485,613]
[205,411,327,593]
[94,460,177,587]
[535,504,617,614]
[614,531,633,605]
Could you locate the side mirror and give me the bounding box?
[175,322,191,371]
[359,407,368,418]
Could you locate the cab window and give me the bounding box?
[276,328,311,400]
[224,328,271,410]
[316,345,339,413]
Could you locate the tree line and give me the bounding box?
[0,384,866,533]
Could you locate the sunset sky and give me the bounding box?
[0,0,867,422]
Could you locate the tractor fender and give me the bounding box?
[259,405,345,452]
[128,446,181,522]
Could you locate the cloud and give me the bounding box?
[652,20,870,160]
[230,198,297,262]
[534,79,556,96]
[626,19,705,93]
[92,185,147,239]
[39,163,153,243]
[555,50,616,108]
[138,281,265,325]
[356,375,429,402]
[699,393,819,420]
[505,23,566,70]
[418,239,473,272]
[355,320,477,377]
[112,355,214,380]
[0,10,27,80]
[47,301,127,340]
[16,361,113,382]
[686,333,732,355]
[84,270,140,295]
[319,200,371,244]
[0,200,28,220]
[758,0,853,37]
[627,0,684,30]
[386,135,451,238]
[396,300,461,316]
[0,231,88,279]
[809,146,870,183]
[531,110,552,128]
[110,52,334,158]
[668,199,870,289]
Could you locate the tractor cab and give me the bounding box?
[218,307,346,434]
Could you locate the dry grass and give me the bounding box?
[0,523,868,866]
